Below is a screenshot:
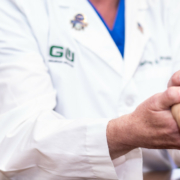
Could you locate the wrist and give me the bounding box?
[107,114,136,160]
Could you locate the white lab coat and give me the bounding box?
[0,0,180,179]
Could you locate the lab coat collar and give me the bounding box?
[57,0,150,79]
[123,0,150,86]
[58,0,124,76]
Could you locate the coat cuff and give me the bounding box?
[86,119,118,179]
[113,148,143,180]
[86,119,143,180]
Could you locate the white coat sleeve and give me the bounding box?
[167,0,180,167]
[0,0,120,179]
[0,0,144,179]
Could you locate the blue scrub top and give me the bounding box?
[88,0,125,58]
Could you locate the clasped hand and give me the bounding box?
[107,70,180,160]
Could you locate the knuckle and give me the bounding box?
[168,71,180,87]
[172,74,177,84]
[170,71,180,86]
[166,87,175,100]
[148,93,159,109]
[174,70,180,78]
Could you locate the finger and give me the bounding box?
[168,70,180,87]
[171,103,180,126]
[152,87,180,110]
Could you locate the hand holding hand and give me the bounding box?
[107,71,180,159]
[168,71,180,127]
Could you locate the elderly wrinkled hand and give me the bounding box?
[108,71,180,159]
[168,71,180,127]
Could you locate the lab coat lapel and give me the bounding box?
[57,0,123,76]
[124,0,150,84]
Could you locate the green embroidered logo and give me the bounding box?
[66,48,74,62]
[50,46,75,62]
